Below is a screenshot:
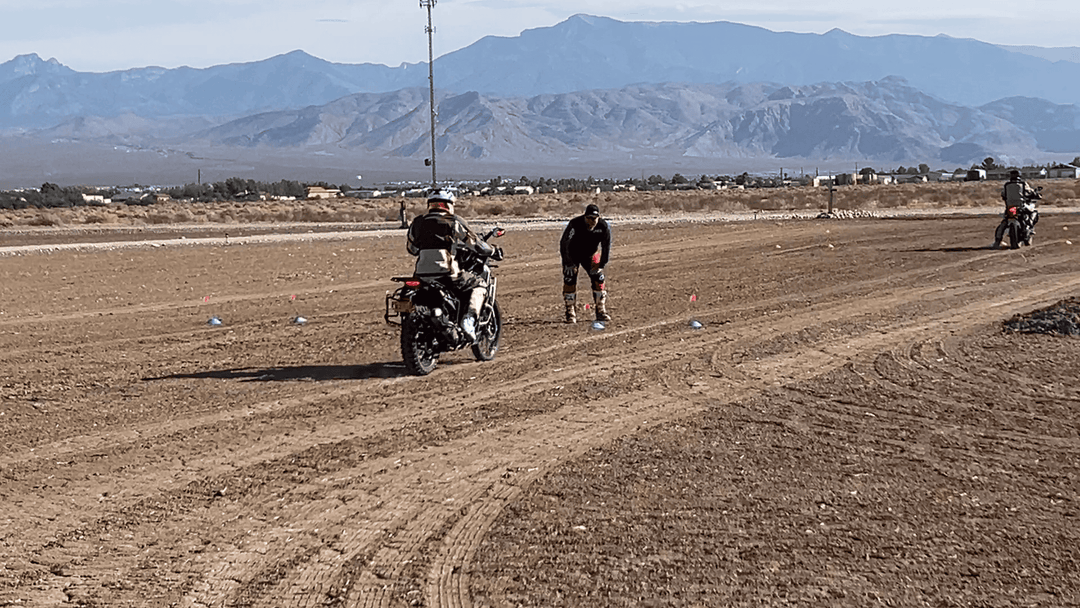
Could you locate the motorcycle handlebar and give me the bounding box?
[482,227,506,241]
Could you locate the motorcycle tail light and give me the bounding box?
[405,280,421,287]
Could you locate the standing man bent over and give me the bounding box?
[560,203,612,323]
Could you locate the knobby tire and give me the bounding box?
[402,314,439,375]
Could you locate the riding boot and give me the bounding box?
[461,287,485,343]
[593,290,612,322]
[991,219,1006,249]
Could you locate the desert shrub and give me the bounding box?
[26,211,64,226]
[138,208,197,224]
[1041,179,1080,205]
[296,205,335,223]
[82,211,118,224]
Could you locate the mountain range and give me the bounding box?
[1,14,1079,187]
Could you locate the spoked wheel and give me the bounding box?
[471,299,502,362]
[401,314,439,375]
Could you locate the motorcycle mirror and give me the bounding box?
[495,228,505,237]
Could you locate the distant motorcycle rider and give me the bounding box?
[992,169,1039,248]
[560,203,612,323]
[407,189,500,341]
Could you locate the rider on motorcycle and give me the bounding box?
[406,189,499,341]
[992,170,1039,249]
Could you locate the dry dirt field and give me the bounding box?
[2,188,1080,607]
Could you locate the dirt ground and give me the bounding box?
[1,205,1079,607]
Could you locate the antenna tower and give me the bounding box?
[421,0,437,189]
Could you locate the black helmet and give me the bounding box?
[1009,170,1021,179]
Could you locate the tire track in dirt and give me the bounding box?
[5,239,1064,480]
[161,259,1080,606]
[4,217,1078,606]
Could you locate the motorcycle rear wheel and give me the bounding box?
[1008,222,1021,249]
[402,314,439,375]
[471,299,502,361]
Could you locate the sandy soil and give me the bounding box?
[1,205,1079,607]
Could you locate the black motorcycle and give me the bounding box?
[1002,187,1041,249]
[385,227,505,375]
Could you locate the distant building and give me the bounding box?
[306,186,341,199]
[988,167,1046,180]
[1048,164,1080,179]
[346,190,383,199]
[896,174,928,184]
[1022,167,1048,180]
[81,193,110,205]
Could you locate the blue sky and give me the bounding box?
[3,0,1078,72]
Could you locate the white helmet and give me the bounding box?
[427,189,456,213]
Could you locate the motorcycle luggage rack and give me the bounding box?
[384,276,418,326]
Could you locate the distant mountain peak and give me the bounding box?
[1,53,73,82]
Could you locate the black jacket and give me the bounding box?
[407,209,494,278]
[560,215,611,267]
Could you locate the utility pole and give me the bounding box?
[421,0,438,190]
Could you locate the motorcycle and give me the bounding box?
[1002,186,1041,249]
[385,227,505,375]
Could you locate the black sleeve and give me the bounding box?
[406,217,421,255]
[560,220,574,263]
[598,221,612,268]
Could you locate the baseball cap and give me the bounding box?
[584,204,600,217]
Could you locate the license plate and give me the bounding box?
[393,299,414,313]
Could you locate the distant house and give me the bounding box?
[1022,167,1048,180]
[1048,164,1080,179]
[896,174,928,184]
[988,167,1046,180]
[346,190,383,199]
[965,168,987,181]
[81,193,110,205]
[306,186,341,199]
[112,191,154,205]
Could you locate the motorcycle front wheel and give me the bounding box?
[401,314,439,375]
[471,299,502,362]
